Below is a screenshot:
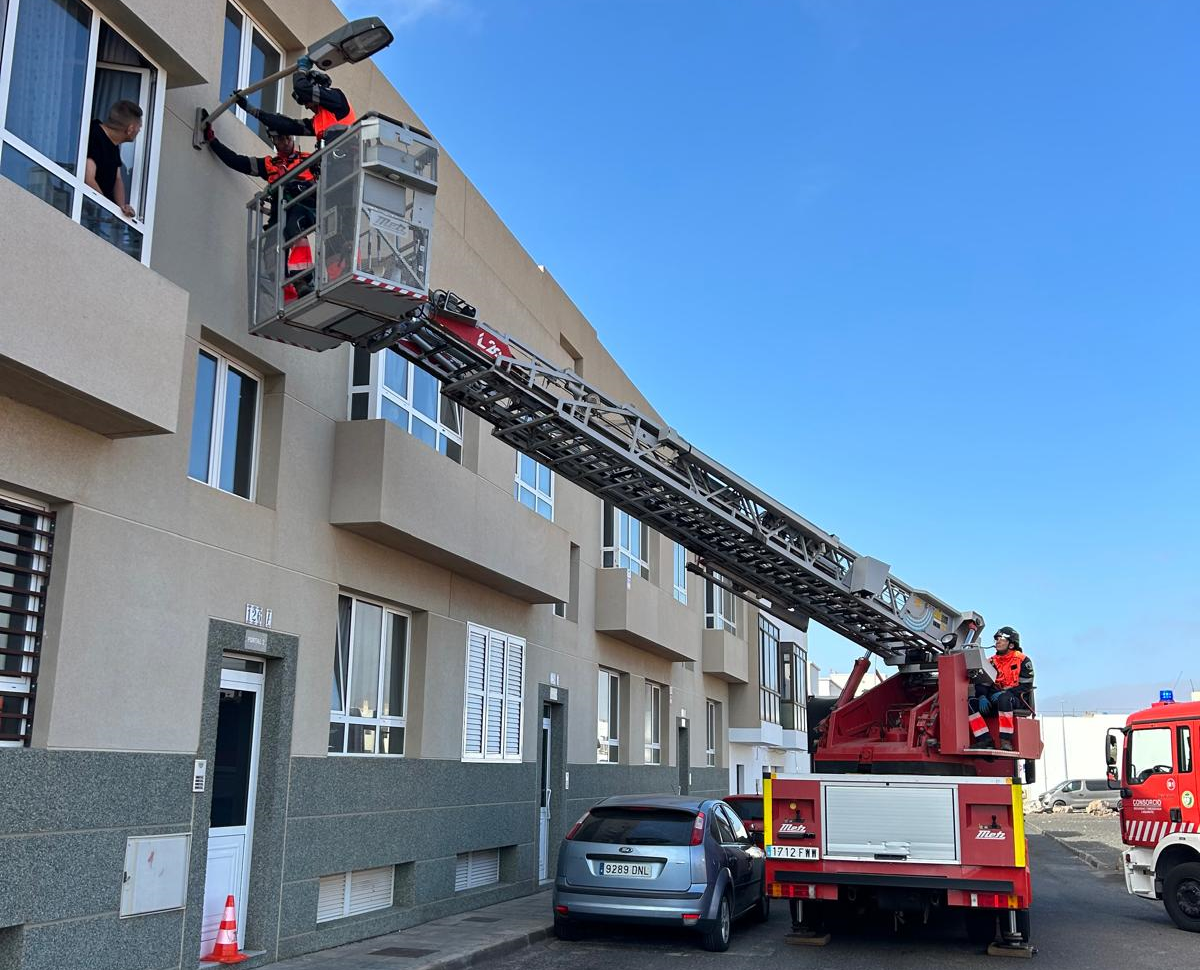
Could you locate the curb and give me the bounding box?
[1038,831,1121,873]
[421,923,555,970]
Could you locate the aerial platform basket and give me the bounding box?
[246,112,438,351]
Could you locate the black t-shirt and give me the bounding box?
[86,119,122,201]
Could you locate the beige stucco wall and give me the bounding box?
[0,179,190,436]
[0,0,769,770]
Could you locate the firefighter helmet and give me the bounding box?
[994,626,1020,647]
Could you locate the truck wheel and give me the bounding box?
[964,910,997,946]
[700,893,732,952]
[1163,862,1200,933]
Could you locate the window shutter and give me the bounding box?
[348,866,394,915]
[464,627,487,756]
[455,850,500,890]
[485,632,504,756]
[317,872,348,922]
[471,849,500,886]
[504,636,524,757]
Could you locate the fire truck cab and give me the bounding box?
[1107,695,1200,932]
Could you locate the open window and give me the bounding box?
[0,0,163,261]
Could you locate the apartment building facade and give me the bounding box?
[0,1,805,967]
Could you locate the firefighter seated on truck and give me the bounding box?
[235,58,357,148]
[203,119,316,294]
[967,626,1034,751]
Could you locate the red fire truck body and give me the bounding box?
[765,651,1041,950]
[1108,698,1200,932]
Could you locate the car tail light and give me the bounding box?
[554,905,569,915]
[690,812,706,846]
[565,812,590,841]
[681,913,701,925]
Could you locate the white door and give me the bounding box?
[201,661,264,954]
[538,706,552,883]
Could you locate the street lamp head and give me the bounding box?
[306,17,394,70]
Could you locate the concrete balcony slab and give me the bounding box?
[330,419,570,603]
[593,567,699,663]
[0,179,189,437]
[702,627,748,684]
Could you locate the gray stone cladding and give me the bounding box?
[0,748,195,970]
[276,756,538,960]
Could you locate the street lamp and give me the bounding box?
[192,17,394,149]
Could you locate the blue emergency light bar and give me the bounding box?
[1160,689,1175,703]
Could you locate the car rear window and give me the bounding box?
[725,799,763,822]
[574,807,697,845]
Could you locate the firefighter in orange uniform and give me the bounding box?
[204,122,317,292]
[967,627,1034,751]
[238,58,357,148]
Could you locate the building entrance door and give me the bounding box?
[538,704,553,883]
[200,661,264,954]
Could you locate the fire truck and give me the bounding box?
[1106,693,1200,932]
[234,113,1042,955]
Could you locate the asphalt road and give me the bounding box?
[492,836,1188,969]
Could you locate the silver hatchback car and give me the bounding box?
[552,795,768,951]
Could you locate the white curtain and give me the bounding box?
[4,0,92,172]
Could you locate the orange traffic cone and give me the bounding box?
[201,894,248,964]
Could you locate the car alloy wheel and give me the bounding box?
[701,894,732,952]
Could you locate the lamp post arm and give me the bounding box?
[192,63,300,150]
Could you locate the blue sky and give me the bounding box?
[339,1,1200,710]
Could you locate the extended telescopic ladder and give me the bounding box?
[376,293,982,666]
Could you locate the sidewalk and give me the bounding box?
[1026,811,1124,872]
[268,890,554,970]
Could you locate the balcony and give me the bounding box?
[330,419,570,603]
[702,627,748,683]
[0,179,189,437]
[593,567,699,663]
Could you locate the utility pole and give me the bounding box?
[1060,701,1069,781]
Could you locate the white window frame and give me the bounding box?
[759,615,781,725]
[316,866,394,922]
[514,452,554,521]
[672,542,688,604]
[348,347,464,463]
[597,667,621,764]
[704,573,738,635]
[705,700,718,768]
[462,623,524,763]
[0,0,166,263]
[0,490,51,748]
[329,594,410,757]
[644,681,662,765]
[222,1,282,137]
[188,345,262,502]
[602,503,649,579]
